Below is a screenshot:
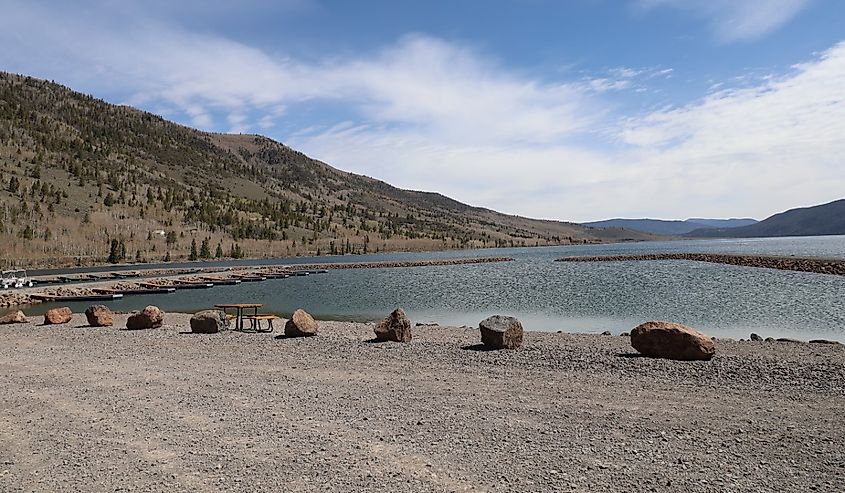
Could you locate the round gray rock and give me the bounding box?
[374,308,412,343]
[479,315,524,350]
[190,310,229,334]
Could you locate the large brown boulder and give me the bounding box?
[190,310,229,334]
[44,307,72,325]
[85,305,114,327]
[479,315,524,349]
[630,321,715,361]
[0,310,27,324]
[126,305,164,330]
[374,308,412,342]
[285,309,318,337]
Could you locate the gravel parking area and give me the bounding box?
[1,313,843,492]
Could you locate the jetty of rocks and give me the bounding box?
[555,252,845,276]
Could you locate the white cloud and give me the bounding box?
[0,3,597,144]
[227,112,249,134]
[0,1,842,222]
[636,0,813,42]
[293,41,845,221]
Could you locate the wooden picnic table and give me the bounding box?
[214,303,262,331]
[242,314,277,333]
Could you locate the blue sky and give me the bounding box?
[1,0,844,221]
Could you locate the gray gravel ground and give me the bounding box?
[1,313,843,492]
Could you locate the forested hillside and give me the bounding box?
[0,72,654,268]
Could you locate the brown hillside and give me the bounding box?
[0,72,656,268]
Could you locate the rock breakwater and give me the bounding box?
[555,253,845,276]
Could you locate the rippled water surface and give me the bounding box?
[20,236,845,340]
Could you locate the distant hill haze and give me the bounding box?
[583,218,758,236]
[686,199,845,238]
[0,72,658,268]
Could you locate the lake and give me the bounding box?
[16,235,845,341]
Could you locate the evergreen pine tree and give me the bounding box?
[199,238,211,259]
[189,239,198,261]
[108,239,120,263]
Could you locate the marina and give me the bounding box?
[29,293,125,302]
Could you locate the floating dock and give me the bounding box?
[30,293,124,302]
[94,287,176,295]
[112,272,141,279]
[200,278,243,286]
[140,282,215,290]
[234,276,267,282]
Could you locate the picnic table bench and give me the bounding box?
[242,314,277,333]
[214,303,262,331]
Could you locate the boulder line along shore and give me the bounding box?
[556,252,845,276]
[0,257,513,308]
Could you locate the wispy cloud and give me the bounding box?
[294,41,845,220]
[0,3,598,145]
[0,0,842,222]
[636,0,813,42]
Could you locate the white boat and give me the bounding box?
[1,270,34,289]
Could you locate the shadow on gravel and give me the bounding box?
[363,338,389,344]
[460,343,496,352]
[616,352,646,358]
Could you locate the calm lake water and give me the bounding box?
[17,235,845,341]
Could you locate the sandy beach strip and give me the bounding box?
[1,312,843,492]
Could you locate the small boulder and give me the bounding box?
[0,310,27,324]
[44,307,73,325]
[479,315,524,350]
[285,309,318,337]
[809,339,841,345]
[85,305,114,327]
[765,337,775,342]
[776,337,802,343]
[750,333,762,342]
[630,321,715,361]
[601,330,612,336]
[374,308,412,342]
[126,305,164,330]
[190,310,229,334]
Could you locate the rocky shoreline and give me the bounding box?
[1,312,843,492]
[556,252,845,276]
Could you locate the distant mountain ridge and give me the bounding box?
[583,218,758,236]
[686,199,845,238]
